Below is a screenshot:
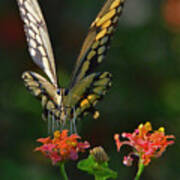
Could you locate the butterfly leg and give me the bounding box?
[48,111,51,134]
[56,117,60,130]
[52,114,56,133]
[72,107,77,134]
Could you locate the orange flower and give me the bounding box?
[114,122,175,166]
[162,0,180,31]
[35,130,90,165]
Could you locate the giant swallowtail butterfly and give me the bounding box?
[17,0,125,131]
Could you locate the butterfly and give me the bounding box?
[17,0,125,131]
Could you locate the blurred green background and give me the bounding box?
[0,0,179,179]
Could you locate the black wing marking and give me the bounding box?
[17,0,57,86]
[70,0,125,87]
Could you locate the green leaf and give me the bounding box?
[77,155,117,180]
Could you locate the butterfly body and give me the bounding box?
[17,0,125,131]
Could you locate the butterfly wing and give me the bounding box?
[22,71,62,121]
[70,0,125,87]
[64,72,112,119]
[17,0,57,86]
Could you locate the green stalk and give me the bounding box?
[134,159,145,180]
[95,175,105,180]
[59,162,68,180]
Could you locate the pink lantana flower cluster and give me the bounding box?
[114,122,175,166]
[35,130,90,165]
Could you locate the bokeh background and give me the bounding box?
[0,0,179,179]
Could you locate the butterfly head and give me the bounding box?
[57,88,69,96]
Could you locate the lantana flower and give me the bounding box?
[114,122,175,166]
[35,130,90,165]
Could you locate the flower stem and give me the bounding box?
[95,175,105,180]
[134,159,144,180]
[59,162,68,180]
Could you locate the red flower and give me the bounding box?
[35,130,90,165]
[114,122,175,166]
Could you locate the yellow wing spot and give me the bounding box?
[96,9,116,27]
[96,29,107,41]
[80,99,89,107]
[110,0,121,10]
[87,95,94,100]
[113,16,119,24]
[100,36,109,45]
[87,50,96,60]
[98,46,106,55]
[107,26,114,34]
[93,111,100,119]
[100,72,109,78]
[81,60,90,75]
[34,88,41,96]
[97,55,104,63]
[92,40,100,49]
[102,20,112,29]
[87,94,96,102]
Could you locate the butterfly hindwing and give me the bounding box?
[64,72,112,119]
[17,0,57,86]
[22,71,61,121]
[71,0,125,87]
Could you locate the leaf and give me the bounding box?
[77,155,117,180]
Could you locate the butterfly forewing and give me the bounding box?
[71,0,125,87]
[17,0,57,86]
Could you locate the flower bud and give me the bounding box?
[90,146,109,163]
